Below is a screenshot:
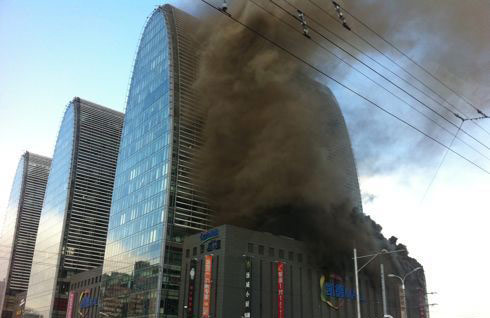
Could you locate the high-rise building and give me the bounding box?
[24,98,123,318]
[0,152,51,318]
[100,5,210,318]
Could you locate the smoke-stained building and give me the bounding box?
[179,225,429,318]
[24,98,123,318]
[0,152,51,318]
[100,5,210,318]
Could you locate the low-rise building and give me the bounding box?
[178,224,429,318]
[66,267,102,318]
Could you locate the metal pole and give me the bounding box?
[401,280,408,318]
[354,248,361,318]
[380,263,387,317]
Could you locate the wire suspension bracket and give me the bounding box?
[453,111,489,122]
[332,1,351,30]
[220,0,231,15]
[297,10,311,38]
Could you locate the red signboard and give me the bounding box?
[278,262,284,318]
[202,255,213,318]
[65,291,75,318]
[187,260,197,318]
[418,288,427,318]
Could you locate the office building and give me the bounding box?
[0,152,51,318]
[100,5,210,318]
[179,225,429,318]
[25,98,124,318]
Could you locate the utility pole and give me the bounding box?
[380,264,388,317]
[353,248,405,318]
[388,267,423,318]
[354,248,361,318]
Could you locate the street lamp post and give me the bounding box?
[388,267,423,318]
[353,248,405,318]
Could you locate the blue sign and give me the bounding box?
[207,239,221,252]
[200,229,219,242]
[80,296,98,309]
[320,273,365,310]
[325,282,357,300]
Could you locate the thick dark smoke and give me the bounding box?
[338,0,490,177]
[194,3,420,273]
[343,0,490,107]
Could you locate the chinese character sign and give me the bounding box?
[277,262,285,318]
[187,260,197,318]
[202,255,213,318]
[399,285,407,318]
[418,288,427,318]
[65,291,75,318]
[244,257,252,318]
[319,273,360,310]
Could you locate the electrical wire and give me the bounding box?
[308,0,490,137]
[196,0,490,175]
[274,0,490,153]
[420,121,464,203]
[264,0,490,160]
[336,1,487,116]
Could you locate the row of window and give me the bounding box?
[184,241,307,264]
[71,274,102,290]
[184,239,222,258]
[247,243,305,263]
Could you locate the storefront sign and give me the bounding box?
[187,260,197,318]
[244,257,252,318]
[399,285,407,318]
[65,291,75,318]
[16,297,25,318]
[207,239,221,252]
[202,255,213,318]
[320,273,360,310]
[418,288,427,318]
[79,289,97,309]
[277,262,284,318]
[200,229,219,242]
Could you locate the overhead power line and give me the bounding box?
[308,0,490,137]
[197,0,490,174]
[420,121,464,203]
[266,0,490,160]
[335,1,489,117]
[279,0,490,146]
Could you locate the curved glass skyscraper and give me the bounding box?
[101,5,210,318]
[25,98,123,318]
[0,152,51,318]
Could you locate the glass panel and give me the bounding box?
[100,9,171,318]
[26,103,75,318]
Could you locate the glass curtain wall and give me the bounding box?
[102,5,210,317]
[101,8,172,318]
[0,152,51,318]
[25,103,75,318]
[0,156,26,312]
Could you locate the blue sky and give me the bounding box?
[1,1,489,317]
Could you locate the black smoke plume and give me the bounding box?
[194,2,420,274]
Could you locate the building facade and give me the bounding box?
[100,5,210,318]
[24,98,124,318]
[66,267,102,318]
[0,152,51,318]
[179,225,429,318]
